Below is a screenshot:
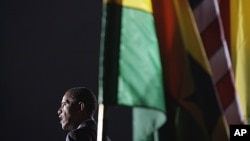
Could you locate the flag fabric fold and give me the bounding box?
[99,0,166,141]
[152,0,229,140]
[230,0,250,124]
[191,0,244,125]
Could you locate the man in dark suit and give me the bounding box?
[58,87,97,141]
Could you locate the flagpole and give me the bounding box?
[97,104,104,141]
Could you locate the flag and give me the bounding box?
[191,0,244,124]
[98,0,166,141]
[217,0,230,51]
[152,0,229,140]
[230,0,250,124]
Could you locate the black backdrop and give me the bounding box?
[0,0,133,140]
[0,0,106,140]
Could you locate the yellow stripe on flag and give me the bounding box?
[104,0,152,13]
[231,0,250,123]
[173,0,212,75]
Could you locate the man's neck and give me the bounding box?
[77,118,95,129]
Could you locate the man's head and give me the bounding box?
[57,87,97,131]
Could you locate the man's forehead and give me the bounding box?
[61,92,73,103]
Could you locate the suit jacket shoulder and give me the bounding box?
[66,120,96,141]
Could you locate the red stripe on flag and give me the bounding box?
[201,19,222,58]
[217,0,231,52]
[216,71,235,109]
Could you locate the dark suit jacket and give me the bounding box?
[66,120,96,141]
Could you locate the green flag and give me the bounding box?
[98,0,166,141]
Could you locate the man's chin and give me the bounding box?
[62,126,68,130]
[62,124,71,131]
[61,123,67,130]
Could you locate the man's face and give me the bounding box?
[58,92,79,130]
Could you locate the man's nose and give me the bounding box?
[57,107,62,115]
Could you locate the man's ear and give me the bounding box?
[79,102,84,111]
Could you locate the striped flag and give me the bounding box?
[191,0,244,124]
[152,0,229,140]
[98,0,166,140]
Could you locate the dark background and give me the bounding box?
[0,0,127,140]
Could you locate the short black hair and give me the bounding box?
[66,87,97,116]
